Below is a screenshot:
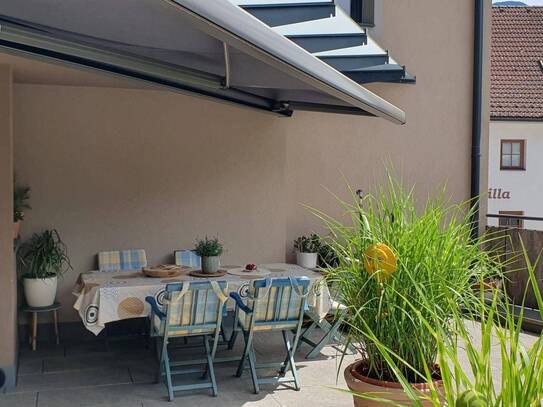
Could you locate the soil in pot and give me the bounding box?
[344,360,442,407]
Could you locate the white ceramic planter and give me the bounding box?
[23,276,58,307]
[296,251,318,269]
[201,256,220,274]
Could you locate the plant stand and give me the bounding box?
[22,302,61,351]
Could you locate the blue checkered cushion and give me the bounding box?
[98,249,147,271]
[154,281,228,337]
[174,250,201,268]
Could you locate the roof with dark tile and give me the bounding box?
[491,6,543,120]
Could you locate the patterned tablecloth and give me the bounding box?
[73,263,331,335]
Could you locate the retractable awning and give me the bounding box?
[236,0,415,85]
[0,0,407,123]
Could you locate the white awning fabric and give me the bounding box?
[0,0,406,123]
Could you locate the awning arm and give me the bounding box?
[222,42,231,89]
[166,0,406,124]
[0,19,291,116]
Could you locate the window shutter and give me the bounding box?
[351,0,375,27]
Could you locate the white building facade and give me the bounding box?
[488,121,543,230]
[488,7,543,231]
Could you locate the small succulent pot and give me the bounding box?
[201,256,220,274]
[296,251,318,269]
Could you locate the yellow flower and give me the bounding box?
[363,243,397,282]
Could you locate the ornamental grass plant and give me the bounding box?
[310,175,503,385]
[354,239,543,406]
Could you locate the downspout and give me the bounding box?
[470,0,484,237]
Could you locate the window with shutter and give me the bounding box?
[351,0,375,27]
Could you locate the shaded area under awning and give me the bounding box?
[0,0,407,123]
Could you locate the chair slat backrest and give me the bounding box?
[174,250,201,268]
[163,281,227,337]
[247,278,310,328]
[98,249,147,271]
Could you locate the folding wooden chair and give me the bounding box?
[229,277,310,394]
[146,280,228,401]
[174,249,228,343]
[299,300,353,359]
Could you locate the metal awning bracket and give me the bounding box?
[221,42,230,89]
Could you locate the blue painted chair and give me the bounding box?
[299,299,353,358]
[174,249,228,342]
[229,277,310,394]
[146,280,228,400]
[98,249,147,271]
[174,250,201,268]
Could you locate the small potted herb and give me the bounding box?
[194,236,223,274]
[294,234,321,269]
[17,229,71,307]
[13,179,31,240]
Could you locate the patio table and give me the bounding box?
[73,263,332,335]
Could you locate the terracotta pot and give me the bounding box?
[473,278,503,302]
[13,221,21,240]
[344,360,442,407]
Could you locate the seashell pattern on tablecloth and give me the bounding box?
[117,297,145,319]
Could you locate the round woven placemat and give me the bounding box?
[227,267,271,278]
[189,269,227,278]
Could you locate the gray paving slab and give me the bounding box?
[17,357,43,376]
[0,392,38,407]
[13,367,133,393]
[36,383,158,407]
[270,384,353,406]
[13,323,538,407]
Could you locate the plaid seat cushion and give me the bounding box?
[238,285,303,331]
[98,249,147,271]
[152,315,215,337]
[174,250,201,268]
[156,281,227,338]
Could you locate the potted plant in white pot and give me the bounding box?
[18,229,71,307]
[311,177,501,406]
[13,179,31,240]
[294,234,321,269]
[194,236,223,274]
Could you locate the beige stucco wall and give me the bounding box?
[0,65,16,388]
[12,0,486,324]
[14,84,287,322]
[284,0,480,246]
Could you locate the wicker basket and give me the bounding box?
[142,265,184,278]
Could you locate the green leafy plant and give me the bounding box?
[352,239,543,406]
[318,242,339,268]
[13,179,31,222]
[194,236,223,257]
[310,175,502,384]
[294,234,321,253]
[17,229,72,279]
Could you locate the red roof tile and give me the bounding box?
[491,7,543,120]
